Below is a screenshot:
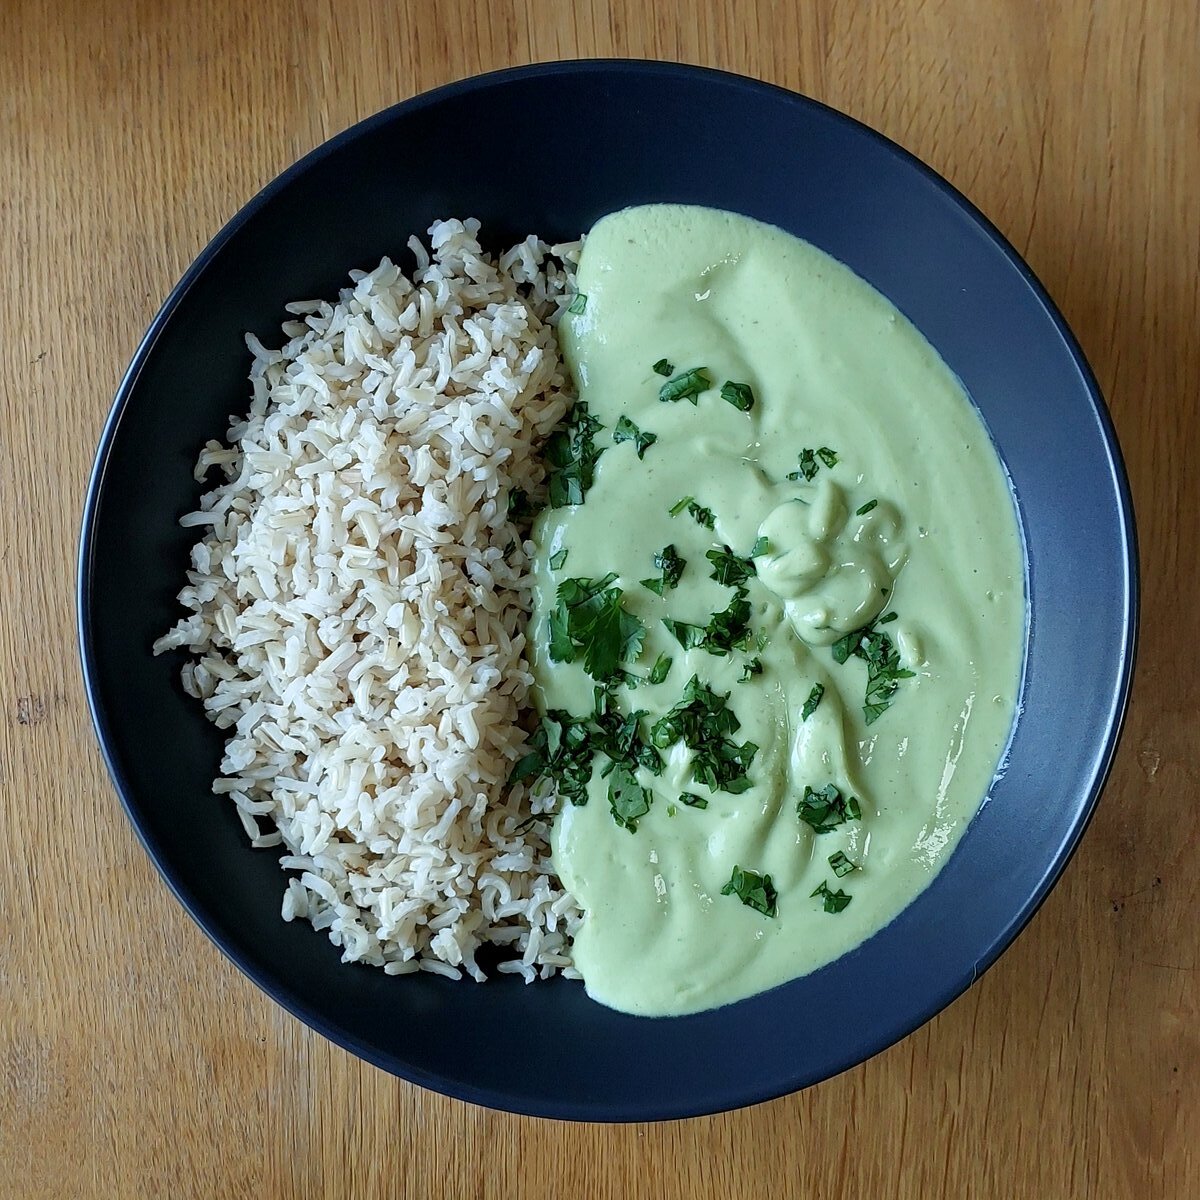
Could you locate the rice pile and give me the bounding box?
[153,219,581,982]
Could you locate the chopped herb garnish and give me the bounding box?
[507,488,538,523]
[640,544,687,595]
[797,783,862,833]
[548,548,568,571]
[667,803,677,817]
[651,675,758,794]
[508,709,596,808]
[856,499,878,516]
[801,682,825,720]
[658,367,712,405]
[612,415,658,459]
[678,791,709,810]
[705,545,757,589]
[879,611,898,624]
[787,447,820,482]
[749,536,770,558]
[663,590,753,657]
[828,851,857,878]
[720,381,755,412]
[545,401,604,508]
[832,616,916,724]
[668,495,716,529]
[548,574,646,682]
[652,358,674,377]
[567,293,588,315]
[721,866,777,917]
[739,657,762,682]
[608,764,651,832]
[817,447,839,468]
[647,653,672,685]
[811,880,852,913]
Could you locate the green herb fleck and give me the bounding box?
[651,675,758,794]
[567,293,588,315]
[545,401,604,508]
[832,617,916,724]
[640,544,687,596]
[652,358,674,377]
[721,865,778,917]
[647,653,672,685]
[787,448,820,482]
[828,851,857,878]
[801,682,825,720]
[856,499,878,516]
[663,590,753,657]
[879,611,898,624]
[720,381,755,412]
[678,791,709,810]
[507,488,538,523]
[749,536,770,558]
[706,545,757,589]
[739,657,762,683]
[608,764,651,832]
[797,783,862,833]
[817,447,839,468]
[668,495,716,529]
[811,880,852,913]
[548,574,646,682]
[549,548,568,571]
[613,415,658,459]
[663,618,706,650]
[658,367,712,405]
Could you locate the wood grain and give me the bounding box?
[2,0,1196,1196]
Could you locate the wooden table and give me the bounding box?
[3,2,1196,1196]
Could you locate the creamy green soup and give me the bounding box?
[526,204,1025,1016]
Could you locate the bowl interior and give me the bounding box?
[80,61,1136,1120]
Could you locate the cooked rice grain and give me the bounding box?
[154,219,581,982]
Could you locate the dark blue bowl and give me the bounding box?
[78,61,1137,1120]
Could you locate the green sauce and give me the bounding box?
[529,204,1025,1016]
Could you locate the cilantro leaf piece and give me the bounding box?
[816,446,839,468]
[650,675,757,794]
[608,764,651,832]
[658,367,712,405]
[678,792,709,809]
[811,880,852,913]
[612,415,658,459]
[641,544,686,596]
[567,293,588,315]
[549,548,568,571]
[797,783,862,833]
[549,574,646,682]
[828,850,857,878]
[545,401,604,508]
[720,865,778,917]
[647,653,672,685]
[749,536,770,558]
[787,448,820,482]
[739,657,762,683]
[856,499,878,516]
[720,381,755,412]
[801,683,824,720]
[663,618,707,650]
[705,545,756,588]
[652,358,674,377]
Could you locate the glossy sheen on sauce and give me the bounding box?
[529,205,1025,1017]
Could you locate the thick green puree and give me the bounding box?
[526,204,1025,1016]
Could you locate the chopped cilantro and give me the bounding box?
[567,293,588,315]
[787,448,820,482]
[879,610,898,624]
[652,358,674,377]
[663,591,753,657]
[801,683,824,720]
[739,657,762,683]
[817,447,839,468]
[613,415,658,459]
[678,792,709,810]
[658,367,712,405]
[548,548,568,571]
[545,401,604,508]
[548,574,646,682]
[856,499,878,516]
[608,764,651,832]
[640,544,686,595]
[507,488,538,523]
[668,495,716,529]
[705,545,757,589]
[797,783,862,833]
[832,616,916,724]
[721,866,777,917]
[647,653,672,685]
[720,381,755,412]
[828,850,857,878]
[811,880,852,913]
[651,675,758,794]
[749,536,770,558]
[662,618,706,650]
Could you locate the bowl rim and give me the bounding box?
[77,57,1139,1121]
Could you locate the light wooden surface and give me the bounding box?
[2,1,1196,1196]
